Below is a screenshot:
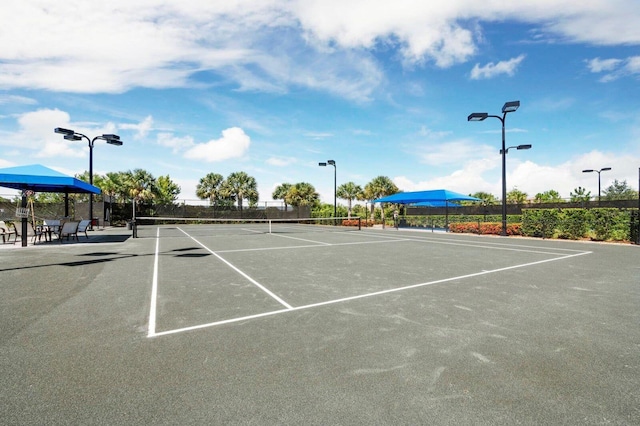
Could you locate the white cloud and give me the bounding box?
[157,133,195,153]
[586,57,622,73]
[183,127,251,162]
[470,55,526,80]
[266,156,297,167]
[120,115,154,140]
[2,2,639,100]
[414,139,496,166]
[0,94,37,105]
[586,55,640,82]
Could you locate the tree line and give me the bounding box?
[13,168,638,213]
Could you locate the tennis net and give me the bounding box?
[134,216,361,238]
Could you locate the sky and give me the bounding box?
[1,0,639,206]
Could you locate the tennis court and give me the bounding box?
[1,222,639,424]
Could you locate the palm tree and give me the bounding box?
[101,172,125,203]
[285,182,319,215]
[224,171,259,216]
[337,182,362,219]
[470,191,498,205]
[272,183,292,212]
[124,169,156,206]
[363,176,399,220]
[196,173,225,208]
[507,187,528,205]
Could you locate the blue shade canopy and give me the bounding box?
[413,200,462,208]
[0,164,101,194]
[374,189,480,204]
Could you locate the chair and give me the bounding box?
[31,222,46,244]
[77,219,91,239]
[58,221,80,242]
[0,220,18,244]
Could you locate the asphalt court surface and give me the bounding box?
[146,225,595,337]
[1,225,639,425]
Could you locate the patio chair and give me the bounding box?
[0,220,18,244]
[31,222,46,244]
[58,221,80,242]
[77,219,91,239]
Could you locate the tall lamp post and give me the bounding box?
[582,167,611,204]
[54,128,123,230]
[468,100,524,236]
[319,160,337,218]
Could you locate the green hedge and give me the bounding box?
[522,208,632,241]
[403,209,634,241]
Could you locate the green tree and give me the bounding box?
[534,190,563,203]
[196,173,225,207]
[602,179,638,200]
[272,183,292,212]
[223,171,259,215]
[336,182,363,219]
[285,182,319,211]
[507,187,528,204]
[363,176,399,220]
[154,175,181,204]
[124,169,156,205]
[569,186,591,203]
[470,191,498,205]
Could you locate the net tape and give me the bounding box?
[135,216,361,236]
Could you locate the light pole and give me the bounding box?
[54,128,123,230]
[468,100,523,236]
[319,160,336,218]
[582,167,611,204]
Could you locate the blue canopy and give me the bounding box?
[0,164,100,194]
[374,189,480,204]
[413,200,462,208]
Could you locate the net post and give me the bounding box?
[357,216,361,230]
[269,219,272,234]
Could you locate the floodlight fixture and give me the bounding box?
[64,134,83,141]
[502,100,520,113]
[467,112,488,122]
[54,127,75,135]
[500,144,533,155]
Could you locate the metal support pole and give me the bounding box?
[500,117,507,236]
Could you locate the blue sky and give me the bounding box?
[1,1,639,205]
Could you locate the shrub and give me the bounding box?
[557,209,588,240]
[449,222,522,236]
[522,209,559,238]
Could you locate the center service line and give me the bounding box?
[147,227,161,337]
[178,227,294,310]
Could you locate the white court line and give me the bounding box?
[148,250,591,338]
[359,230,589,253]
[147,227,160,338]
[178,227,293,310]
[355,231,586,256]
[269,232,332,245]
[216,238,410,254]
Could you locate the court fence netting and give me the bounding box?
[133,216,362,237]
